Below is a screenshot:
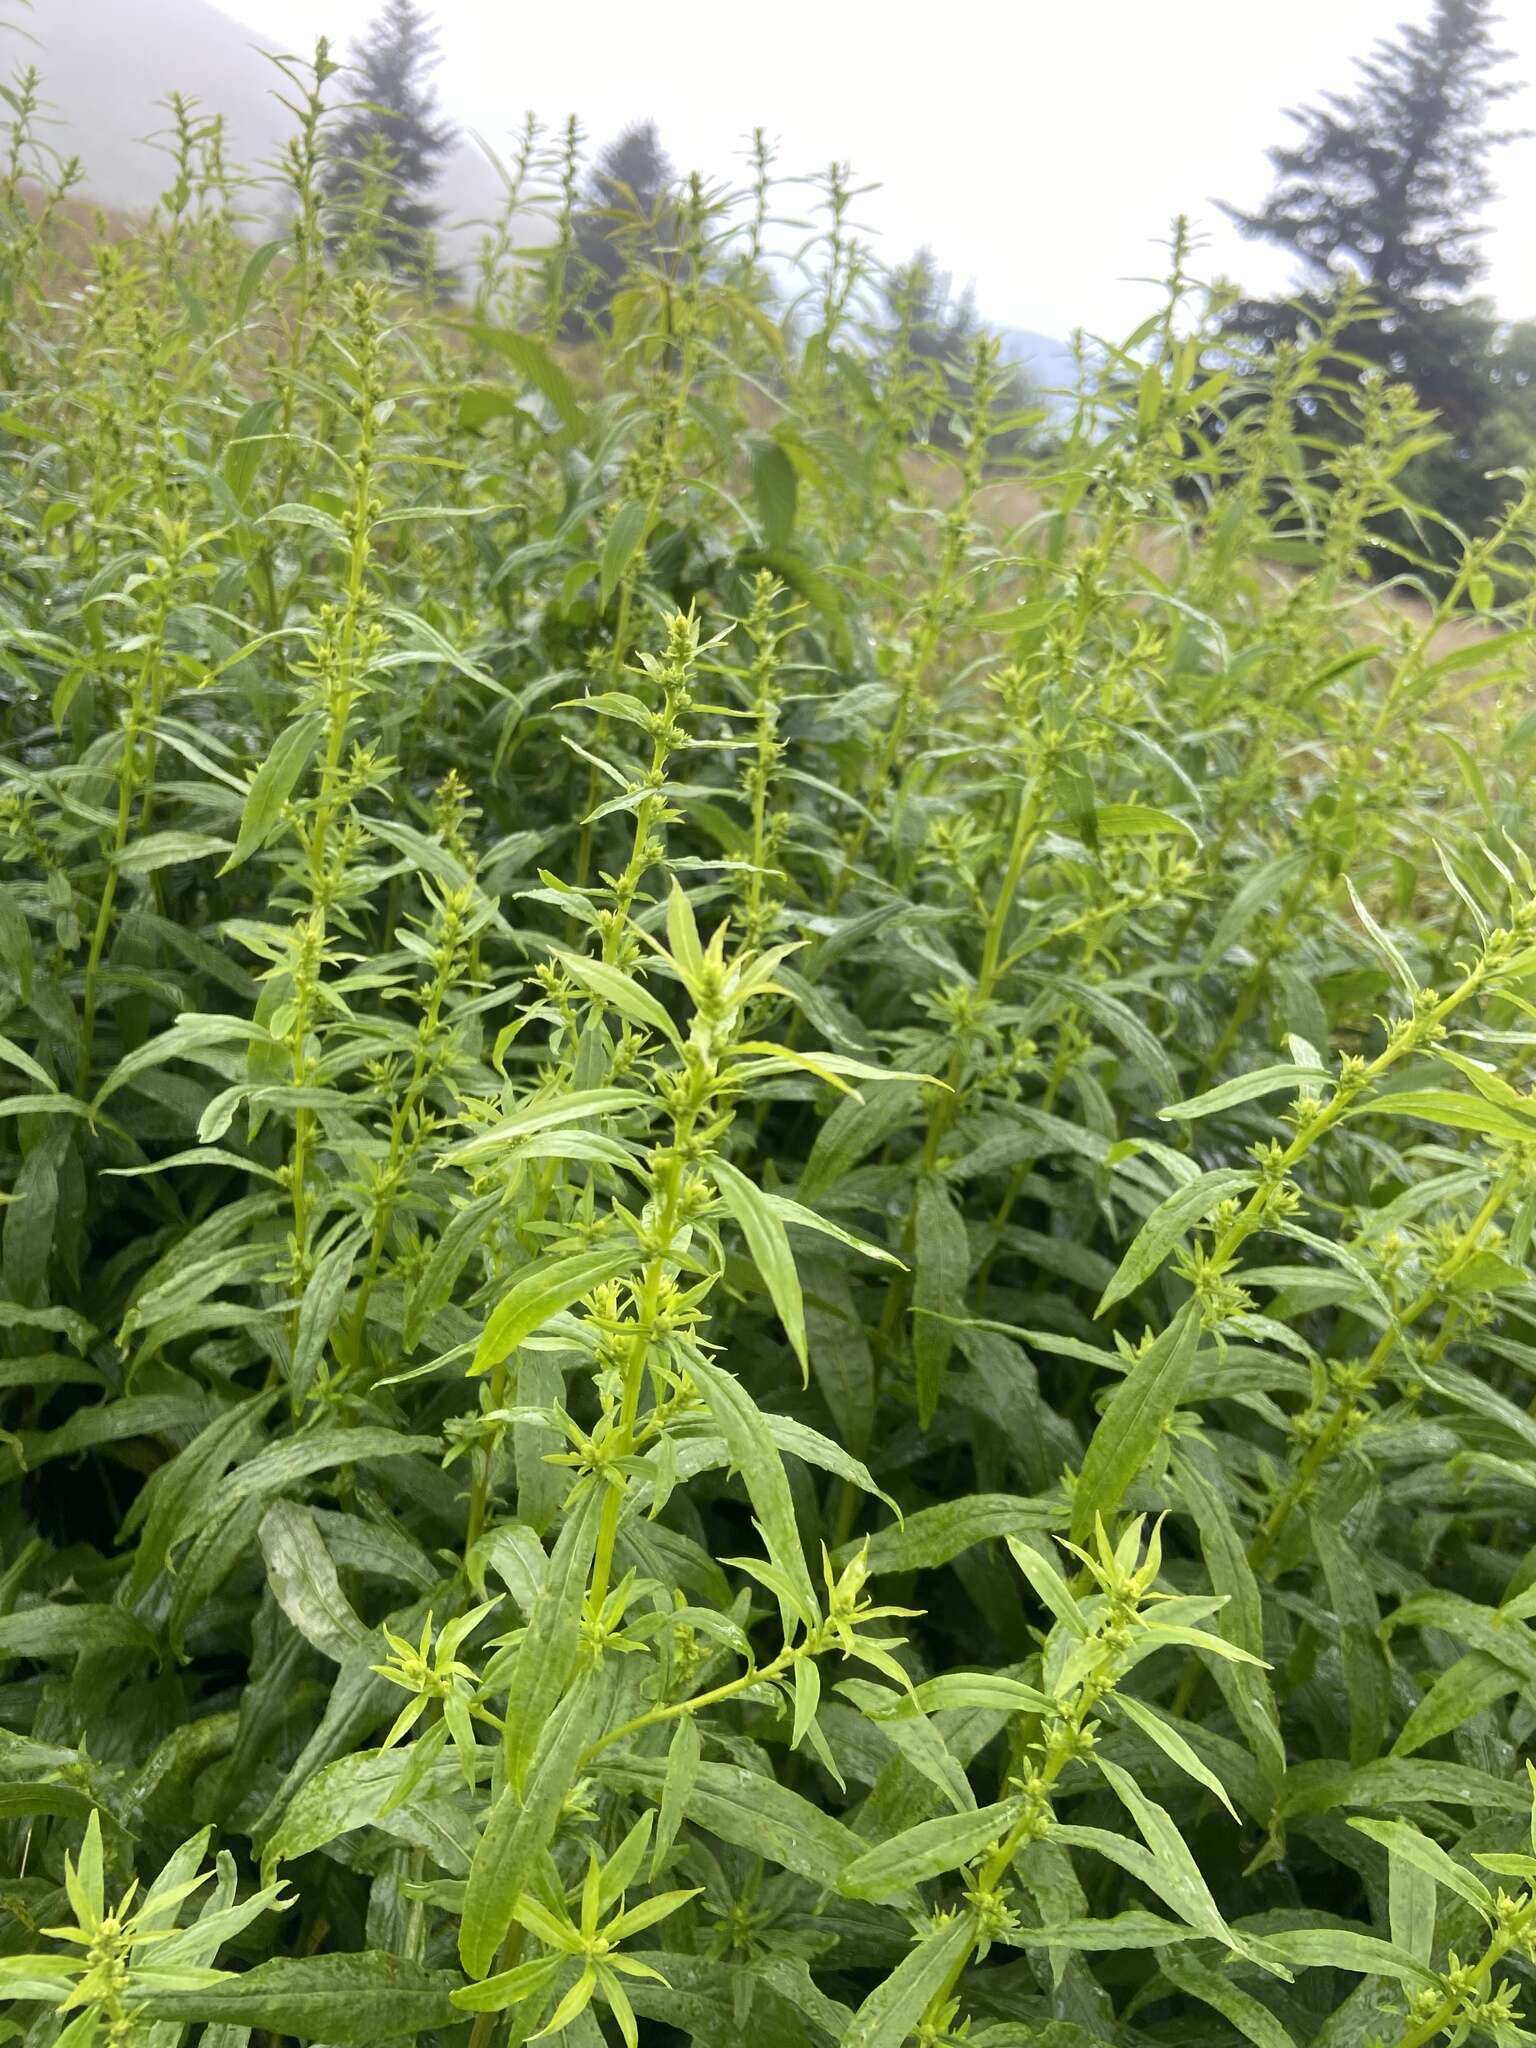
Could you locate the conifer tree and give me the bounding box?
[324,0,456,293]
[1220,2,1536,556]
[563,121,675,336]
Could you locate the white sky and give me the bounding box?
[226,0,1536,341]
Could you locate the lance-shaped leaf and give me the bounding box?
[1072,1304,1199,1542]
[710,1155,809,1374]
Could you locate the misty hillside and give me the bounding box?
[21,0,509,253]
[22,0,1071,377]
[999,328,1079,411]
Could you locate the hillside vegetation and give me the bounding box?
[8,53,1536,2048]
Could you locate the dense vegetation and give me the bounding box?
[1228,0,1536,567]
[8,43,1536,2048]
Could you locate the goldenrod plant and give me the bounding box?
[6,44,1536,2048]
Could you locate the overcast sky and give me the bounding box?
[225,0,1536,341]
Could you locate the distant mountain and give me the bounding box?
[999,326,1080,407]
[21,0,512,261]
[21,0,1087,377]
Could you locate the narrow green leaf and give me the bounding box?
[600,1756,863,1889]
[600,499,650,606]
[257,1501,366,1662]
[460,1678,600,1979]
[843,1914,976,2048]
[140,1953,461,2043]
[466,324,583,428]
[472,1244,635,1375]
[688,1353,816,1627]
[710,1155,808,1374]
[220,713,324,874]
[840,1800,1016,1899]
[1159,1948,1299,2048]
[1072,1304,1199,1542]
[913,1177,969,1427]
[751,436,798,548]
[1159,1065,1328,1123]
[1098,1169,1256,1312]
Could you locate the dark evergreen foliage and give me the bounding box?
[322,0,457,294]
[1220,0,1534,564]
[561,120,676,337]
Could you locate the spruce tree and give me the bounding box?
[324,0,456,293]
[562,122,675,337]
[1223,0,1516,307]
[1221,0,1528,555]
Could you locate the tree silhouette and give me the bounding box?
[562,122,676,337]
[1220,0,1529,557]
[324,0,457,293]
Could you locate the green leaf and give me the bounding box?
[600,499,650,606]
[803,1259,876,1454]
[1159,1949,1299,2048]
[756,1413,897,1515]
[0,1603,155,1661]
[1097,1169,1256,1312]
[1023,1911,1197,1951]
[840,1680,976,1810]
[844,1493,1062,1575]
[1349,1817,1492,1924]
[223,394,283,504]
[260,1748,468,1881]
[1071,1304,1199,1542]
[800,1079,921,1199]
[190,1427,442,1528]
[913,1177,970,1427]
[234,239,285,321]
[449,1954,562,2015]
[1312,1512,1390,1765]
[126,1394,277,1597]
[1159,1064,1328,1123]
[1256,1929,1435,1988]
[446,1089,645,1163]
[1345,877,1417,997]
[1088,802,1197,842]
[257,1501,366,1662]
[1276,1757,1530,1821]
[688,1354,816,1627]
[0,1780,98,1823]
[290,1234,360,1401]
[457,385,536,432]
[1393,1652,1519,1757]
[501,1489,601,1790]
[264,501,346,539]
[652,1712,701,1878]
[472,1244,636,1374]
[1360,1087,1536,1145]
[0,1031,55,1091]
[1022,972,1180,1100]
[1111,1693,1238,1819]
[1095,1757,1244,1951]
[1200,849,1313,971]
[550,949,680,1045]
[1170,1445,1283,1783]
[840,1800,1016,1899]
[751,436,798,548]
[600,1756,863,1890]
[710,1155,808,1375]
[466,324,583,429]
[460,1677,601,1979]
[842,1914,977,2048]
[139,1953,461,2043]
[117,831,230,875]
[1006,1534,1090,1633]
[220,713,324,874]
